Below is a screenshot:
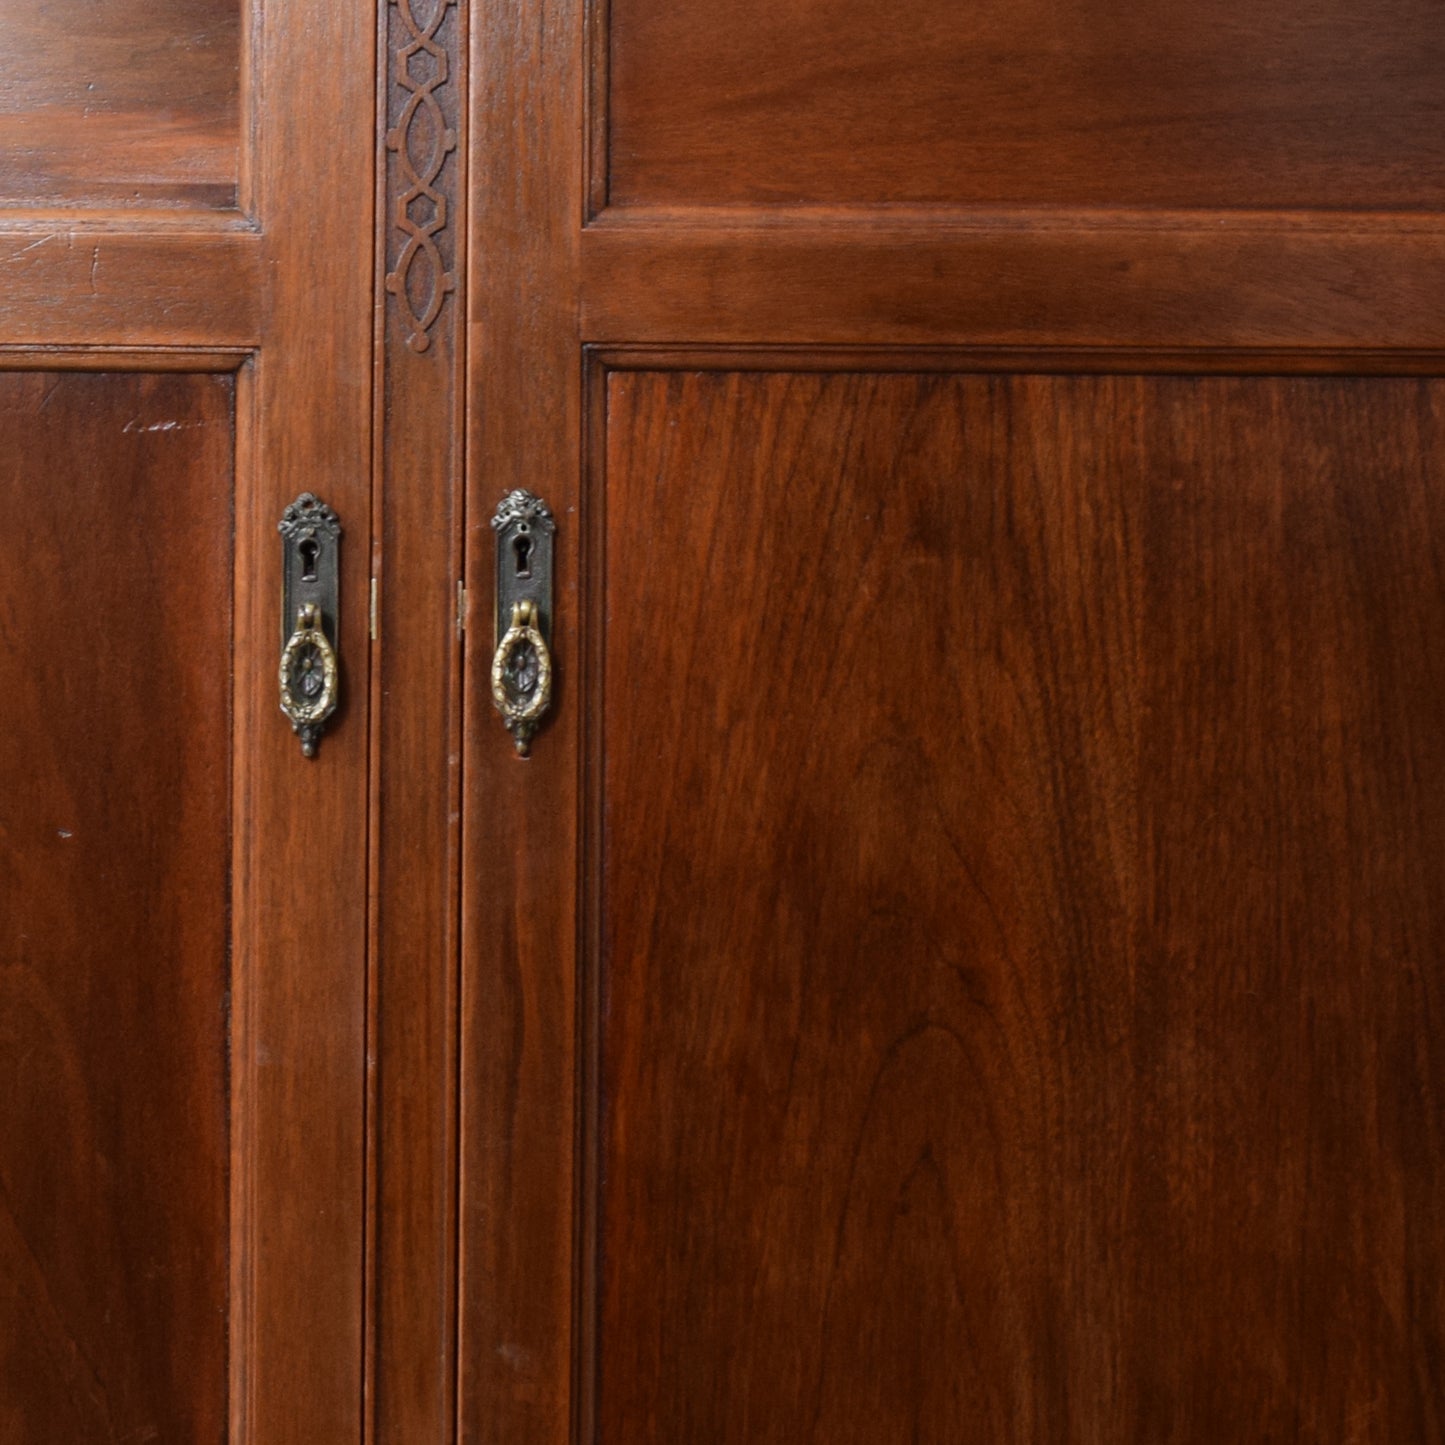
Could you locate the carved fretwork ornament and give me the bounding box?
[385,0,459,353]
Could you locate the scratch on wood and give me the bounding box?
[4,233,59,263]
[122,419,207,434]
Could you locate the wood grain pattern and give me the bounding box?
[0,1,377,1439]
[0,0,239,208]
[0,370,233,1444]
[605,0,1445,210]
[230,0,376,1437]
[459,0,586,1441]
[0,227,260,351]
[594,369,1445,1444]
[580,219,1445,350]
[369,0,467,1432]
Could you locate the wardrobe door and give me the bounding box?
[0,2,374,1439]
[462,1,1445,1442]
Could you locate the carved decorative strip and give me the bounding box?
[385,0,459,353]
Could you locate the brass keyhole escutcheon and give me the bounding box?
[278,493,342,758]
[490,490,555,757]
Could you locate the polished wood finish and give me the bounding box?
[464,0,1445,1440]
[10,1,1445,1441]
[0,0,240,209]
[605,0,1445,210]
[0,226,259,351]
[232,2,375,1438]
[461,0,585,1440]
[0,0,378,1440]
[0,371,233,1444]
[368,1,467,1437]
[580,216,1445,350]
[591,368,1445,1442]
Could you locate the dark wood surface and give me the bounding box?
[0,371,233,1443]
[580,218,1445,351]
[6,0,1432,1440]
[232,1,376,1437]
[592,369,1445,1443]
[369,0,467,1436]
[606,0,1445,210]
[0,0,239,209]
[0,0,379,1438]
[0,225,259,352]
[463,1,1445,1442]
[459,0,585,1438]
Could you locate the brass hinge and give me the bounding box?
[456,580,469,638]
[369,576,378,642]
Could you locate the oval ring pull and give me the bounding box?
[491,598,552,757]
[279,602,339,757]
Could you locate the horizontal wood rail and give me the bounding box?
[0,226,260,348]
[581,213,1445,350]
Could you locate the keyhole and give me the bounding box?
[299,538,320,582]
[513,531,533,578]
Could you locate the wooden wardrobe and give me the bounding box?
[2,1,1442,1440]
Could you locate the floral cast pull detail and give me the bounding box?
[279,603,339,757]
[490,490,555,757]
[491,599,552,757]
[278,493,342,758]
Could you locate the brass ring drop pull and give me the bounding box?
[491,598,552,757]
[279,602,339,758]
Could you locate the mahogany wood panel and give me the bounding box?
[594,369,1445,1444]
[460,0,586,1442]
[605,0,1445,211]
[0,0,377,1438]
[0,0,239,208]
[230,0,376,1436]
[369,0,466,1435]
[580,218,1445,350]
[0,370,233,1444]
[0,226,260,350]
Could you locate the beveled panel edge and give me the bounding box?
[584,0,610,219]
[0,346,251,371]
[589,344,1445,378]
[0,208,256,233]
[580,223,1445,351]
[573,349,611,1445]
[586,203,1445,234]
[0,228,261,348]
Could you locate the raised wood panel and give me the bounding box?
[605,0,1445,211]
[0,370,233,1444]
[592,368,1445,1443]
[0,0,240,209]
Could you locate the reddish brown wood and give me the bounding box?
[0,370,233,1444]
[605,0,1445,211]
[0,3,391,1444]
[580,218,1445,350]
[368,0,467,1437]
[0,0,239,209]
[231,0,376,1437]
[466,2,1445,1443]
[460,0,585,1442]
[593,368,1445,1443]
[0,226,260,350]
